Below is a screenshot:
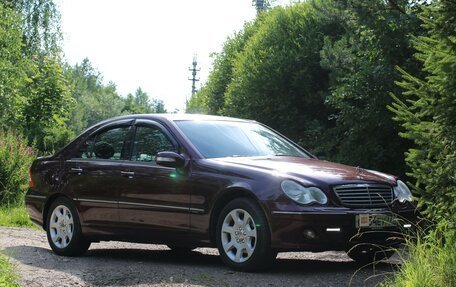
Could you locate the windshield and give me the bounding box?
[175,120,310,159]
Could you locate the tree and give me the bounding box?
[224,3,344,150]
[318,0,423,178]
[21,55,73,151]
[0,2,27,128]
[187,22,257,115]
[189,1,344,152]
[65,60,166,139]
[390,0,456,219]
[189,0,427,179]
[1,1,73,153]
[65,59,124,135]
[5,0,62,55]
[122,87,166,114]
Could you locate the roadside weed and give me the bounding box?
[382,219,455,287]
[0,205,36,228]
[0,253,19,287]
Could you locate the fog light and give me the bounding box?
[403,224,412,228]
[326,228,341,232]
[303,229,317,239]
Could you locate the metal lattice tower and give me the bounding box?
[188,54,200,96]
[252,0,270,14]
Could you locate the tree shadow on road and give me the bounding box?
[3,245,398,286]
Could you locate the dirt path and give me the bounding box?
[0,227,398,286]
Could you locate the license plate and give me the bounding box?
[356,214,396,228]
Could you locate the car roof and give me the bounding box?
[103,113,257,124]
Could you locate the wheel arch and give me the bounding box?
[209,187,271,246]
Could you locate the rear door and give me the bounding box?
[63,120,133,233]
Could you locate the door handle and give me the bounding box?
[70,168,83,174]
[121,171,135,178]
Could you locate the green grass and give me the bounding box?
[384,220,456,287]
[0,205,36,228]
[0,204,36,287]
[0,253,19,287]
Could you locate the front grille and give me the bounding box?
[333,184,393,208]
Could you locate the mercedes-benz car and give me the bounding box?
[26,114,418,271]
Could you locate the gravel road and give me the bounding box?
[0,227,399,287]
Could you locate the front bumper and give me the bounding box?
[269,207,418,251]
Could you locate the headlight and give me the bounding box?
[281,180,327,205]
[393,180,413,202]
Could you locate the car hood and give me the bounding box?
[208,156,397,186]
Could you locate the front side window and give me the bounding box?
[74,127,130,160]
[131,126,175,162]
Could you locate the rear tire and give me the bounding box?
[216,197,275,272]
[46,197,90,256]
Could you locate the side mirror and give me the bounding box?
[156,151,185,168]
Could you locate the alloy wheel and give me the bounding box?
[221,208,257,263]
[49,205,74,249]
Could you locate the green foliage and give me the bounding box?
[318,0,423,177]
[122,87,166,114]
[0,253,19,287]
[65,59,166,138]
[0,130,36,206]
[0,205,35,228]
[0,2,72,153]
[224,2,344,149]
[187,0,423,177]
[65,59,124,135]
[187,23,258,114]
[21,55,73,152]
[0,2,27,128]
[7,0,62,55]
[189,1,344,151]
[384,220,456,287]
[390,0,456,219]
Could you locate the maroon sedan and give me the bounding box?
[26,114,417,271]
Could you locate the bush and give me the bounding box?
[0,130,36,206]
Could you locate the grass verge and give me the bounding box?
[0,253,19,287]
[0,205,36,228]
[384,219,455,287]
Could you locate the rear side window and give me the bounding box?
[74,127,130,160]
[131,126,176,162]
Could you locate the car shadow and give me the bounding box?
[3,245,398,286]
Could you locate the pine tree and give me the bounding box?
[390,0,456,220]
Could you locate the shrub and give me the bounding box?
[0,130,36,206]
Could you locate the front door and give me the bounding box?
[117,120,191,237]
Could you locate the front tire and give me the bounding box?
[346,244,394,264]
[46,197,90,256]
[167,245,195,253]
[216,198,274,272]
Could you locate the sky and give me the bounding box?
[59,0,289,112]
